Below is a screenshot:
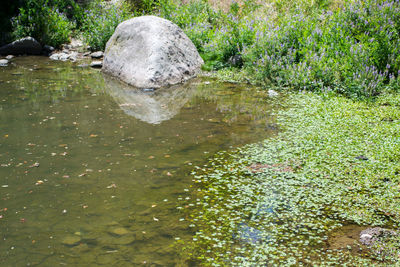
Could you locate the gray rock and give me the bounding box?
[59,53,70,61]
[49,53,61,60]
[0,37,42,55]
[0,59,9,66]
[69,38,83,49]
[5,55,14,60]
[90,61,103,68]
[359,227,397,246]
[90,51,103,58]
[103,15,203,89]
[69,51,79,62]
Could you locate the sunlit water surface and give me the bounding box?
[0,57,279,266]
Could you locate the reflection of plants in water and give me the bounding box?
[3,61,105,104]
[189,80,282,125]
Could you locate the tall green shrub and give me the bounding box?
[12,0,74,47]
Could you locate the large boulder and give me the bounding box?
[102,16,204,89]
[0,37,42,55]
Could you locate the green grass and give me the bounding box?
[177,92,400,265]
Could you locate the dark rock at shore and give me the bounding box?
[228,54,243,67]
[43,45,55,56]
[0,37,42,55]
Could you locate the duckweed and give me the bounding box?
[177,92,400,265]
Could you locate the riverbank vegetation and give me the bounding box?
[7,0,399,98]
[4,0,400,265]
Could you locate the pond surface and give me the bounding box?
[0,57,279,266]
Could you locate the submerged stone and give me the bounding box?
[108,226,131,236]
[62,235,82,246]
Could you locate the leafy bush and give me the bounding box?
[243,0,400,98]
[11,0,74,47]
[81,0,133,51]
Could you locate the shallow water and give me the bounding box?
[0,56,279,266]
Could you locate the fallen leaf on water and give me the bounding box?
[62,175,70,178]
[106,183,117,189]
[59,144,68,147]
[4,135,8,138]
[148,156,155,159]
[29,162,40,168]
[164,155,170,158]
[89,134,98,138]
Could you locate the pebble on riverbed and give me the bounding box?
[108,226,131,236]
[62,235,82,246]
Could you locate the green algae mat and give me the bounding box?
[179,92,400,266]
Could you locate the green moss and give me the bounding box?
[178,92,400,265]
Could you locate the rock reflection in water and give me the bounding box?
[103,75,196,124]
